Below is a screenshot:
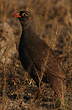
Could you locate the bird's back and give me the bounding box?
[19,24,49,70]
[19,24,65,79]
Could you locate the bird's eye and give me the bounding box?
[22,12,29,17]
[22,13,25,16]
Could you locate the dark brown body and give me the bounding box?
[17,10,65,105]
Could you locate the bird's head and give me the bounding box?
[13,9,32,24]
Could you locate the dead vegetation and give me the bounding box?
[0,0,72,110]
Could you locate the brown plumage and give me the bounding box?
[14,10,65,105]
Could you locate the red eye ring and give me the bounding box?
[12,12,21,18]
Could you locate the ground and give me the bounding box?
[0,0,72,110]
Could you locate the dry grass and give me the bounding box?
[0,0,72,110]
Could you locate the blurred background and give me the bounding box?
[0,0,72,110]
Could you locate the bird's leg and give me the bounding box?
[34,77,42,100]
[33,71,43,101]
[34,71,44,101]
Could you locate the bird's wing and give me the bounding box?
[23,27,65,79]
[46,52,65,79]
[25,32,49,71]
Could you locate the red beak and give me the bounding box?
[12,12,21,18]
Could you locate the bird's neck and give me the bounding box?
[20,20,31,31]
[20,20,31,43]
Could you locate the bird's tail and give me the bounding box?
[48,74,66,107]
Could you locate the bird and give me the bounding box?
[13,9,66,105]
